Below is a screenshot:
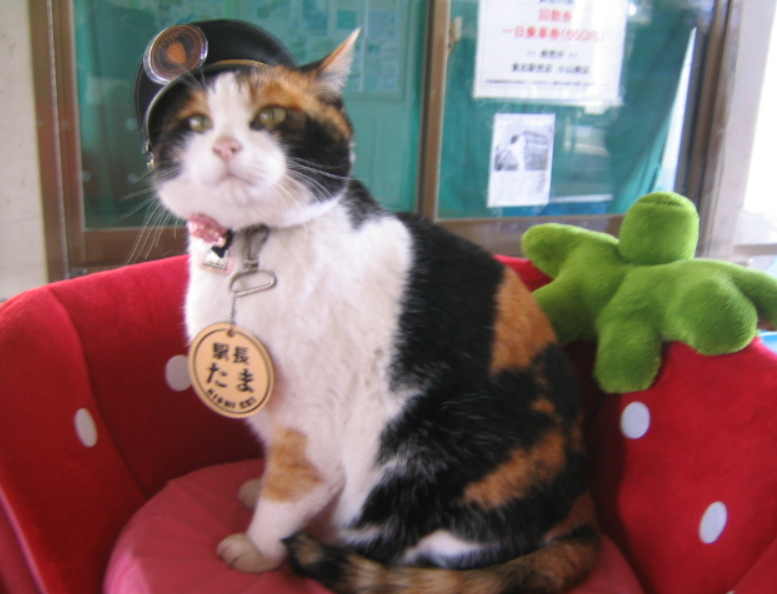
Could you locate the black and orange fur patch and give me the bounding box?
[281,215,600,593]
[491,267,556,374]
[262,427,323,502]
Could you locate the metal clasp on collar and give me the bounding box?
[227,225,276,334]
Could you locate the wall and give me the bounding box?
[738,2,777,254]
[700,0,777,260]
[0,0,47,301]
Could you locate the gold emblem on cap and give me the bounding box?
[143,24,208,84]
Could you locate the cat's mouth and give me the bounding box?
[207,160,281,196]
[213,168,254,187]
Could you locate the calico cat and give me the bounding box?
[148,27,599,594]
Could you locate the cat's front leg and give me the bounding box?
[237,477,263,509]
[218,426,343,573]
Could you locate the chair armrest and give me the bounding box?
[0,257,258,594]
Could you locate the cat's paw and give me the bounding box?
[238,478,263,509]
[217,533,282,573]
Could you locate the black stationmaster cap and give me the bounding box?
[135,19,297,154]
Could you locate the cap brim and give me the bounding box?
[143,60,266,151]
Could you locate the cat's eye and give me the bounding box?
[187,114,212,133]
[254,106,288,130]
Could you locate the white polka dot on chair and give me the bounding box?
[620,401,651,439]
[699,501,728,544]
[74,408,98,448]
[165,355,192,392]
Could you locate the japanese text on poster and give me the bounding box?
[474,0,628,104]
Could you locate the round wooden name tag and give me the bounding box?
[188,323,274,418]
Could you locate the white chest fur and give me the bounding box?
[185,205,412,525]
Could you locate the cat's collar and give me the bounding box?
[189,217,272,275]
[187,214,233,257]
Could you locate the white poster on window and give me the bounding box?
[488,113,555,208]
[474,0,628,104]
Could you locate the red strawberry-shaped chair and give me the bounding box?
[1,193,776,594]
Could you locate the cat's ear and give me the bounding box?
[314,29,360,99]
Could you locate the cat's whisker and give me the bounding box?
[287,156,343,173]
[126,228,149,266]
[118,185,156,203]
[288,158,349,182]
[158,212,184,249]
[125,210,155,264]
[149,164,184,185]
[295,167,346,182]
[300,213,313,244]
[272,183,301,220]
[152,212,170,249]
[139,206,165,260]
[146,207,178,257]
[126,200,170,264]
[168,66,208,95]
[287,169,333,203]
[117,194,158,220]
[131,165,163,186]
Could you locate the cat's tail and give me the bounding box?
[283,528,600,594]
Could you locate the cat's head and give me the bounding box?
[140,24,358,230]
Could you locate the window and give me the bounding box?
[33,0,754,277]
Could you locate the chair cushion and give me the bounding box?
[105,460,644,594]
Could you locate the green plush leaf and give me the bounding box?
[522,191,777,393]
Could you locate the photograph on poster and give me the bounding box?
[475,0,628,104]
[488,113,555,208]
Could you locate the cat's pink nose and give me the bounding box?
[213,137,242,161]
